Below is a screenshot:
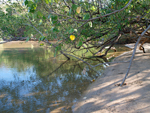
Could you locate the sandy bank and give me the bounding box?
[73,44,150,113]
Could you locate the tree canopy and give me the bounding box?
[0,0,150,84]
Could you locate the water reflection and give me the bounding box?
[0,42,103,113]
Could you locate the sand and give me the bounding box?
[73,44,150,113]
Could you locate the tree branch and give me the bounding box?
[120,25,150,86]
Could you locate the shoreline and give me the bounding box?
[73,44,150,113]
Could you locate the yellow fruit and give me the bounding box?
[70,35,75,41]
[76,7,81,14]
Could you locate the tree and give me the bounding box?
[0,0,150,85]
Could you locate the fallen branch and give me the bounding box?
[120,25,150,86]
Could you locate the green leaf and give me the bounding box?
[52,27,59,32]
[39,19,43,25]
[91,6,96,11]
[80,37,84,41]
[57,45,61,51]
[45,0,49,4]
[40,43,44,46]
[83,14,90,20]
[43,16,46,20]
[25,0,28,6]
[52,20,57,24]
[72,4,77,10]
[29,3,37,13]
[54,0,58,3]
[78,41,83,46]
[26,1,34,7]
[39,36,45,41]
[55,22,61,26]
[37,11,43,18]
[26,37,30,42]
[51,15,58,24]
[51,15,57,21]
[146,9,150,13]
[33,4,37,10]
[68,28,74,34]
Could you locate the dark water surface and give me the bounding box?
[0,41,105,113]
[0,41,131,113]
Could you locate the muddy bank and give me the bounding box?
[73,44,150,113]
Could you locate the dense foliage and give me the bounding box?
[0,0,150,63]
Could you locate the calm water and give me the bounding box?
[0,41,107,113]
